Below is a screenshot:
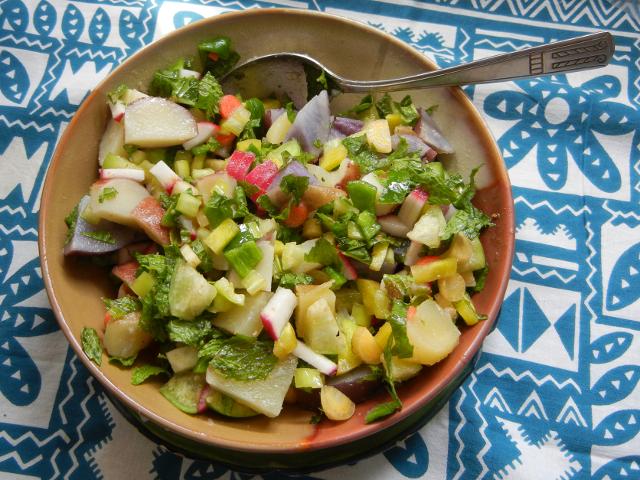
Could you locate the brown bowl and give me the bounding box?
[39,8,514,463]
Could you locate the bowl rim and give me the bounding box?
[38,7,514,454]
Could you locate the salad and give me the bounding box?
[66,36,492,424]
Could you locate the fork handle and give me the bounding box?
[339,32,614,93]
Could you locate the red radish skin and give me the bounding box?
[149,160,180,191]
[338,253,358,280]
[260,287,298,340]
[197,385,211,414]
[397,188,428,227]
[112,261,139,285]
[219,95,242,118]
[131,197,171,245]
[104,312,112,328]
[208,52,219,62]
[245,161,279,200]
[226,151,255,181]
[404,241,423,266]
[407,306,417,321]
[336,162,361,190]
[110,102,125,122]
[416,255,440,266]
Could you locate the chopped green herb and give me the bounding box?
[375,93,394,118]
[394,95,419,126]
[99,187,118,203]
[280,174,309,204]
[81,327,102,366]
[107,84,128,105]
[278,272,313,289]
[388,301,413,359]
[81,231,116,244]
[365,343,402,423]
[305,237,339,267]
[109,355,137,367]
[342,135,382,174]
[131,365,169,385]
[64,204,79,245]
[191,136,221,156]
[441,207,493,241]
[200,335,277,381]
[342,94,373,117]
[167,318,213,346]
[473,265,489,292]
[195,72,223,118]
[316,70,329,90]
[103,296,139,320]
[285,102,296,123]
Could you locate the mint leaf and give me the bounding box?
[167,318,212,346]
[388,301,413,359]
[364,341,402,423]
[81,327,102,366]
[278,272,313,289]
[81,231,116,244]
[441,207,493,241]
[394,95,419,126]
[305,237,339,267]
[200,335,277,382]
[375,93,393,118]
[342,135,383,175]
[131,365,169,385]
[365,399,402,423]
[99,187,118,203]
[109,355,137,367]
[280,174,309,204]
[103,296,139,320]
[473,265,489,292]
[64,203,79,245]
[195,72,223,117]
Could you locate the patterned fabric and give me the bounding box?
[0,0,638,478]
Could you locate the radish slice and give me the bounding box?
[378,215,410,238]
[260,287,297,340]
[397,188,428,227]
[338,252,358,281]
[149,160,180,191]
[197,385,210,414]
[182,122,219,150]
[178,216,197,240]
[99,168,145,182]
[405,241,423,266]
[109,102,125,122]
[444,204,457,221]
[293,341,337,376]
[180,69,201,79]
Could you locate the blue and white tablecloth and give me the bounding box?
[1,1,639,478]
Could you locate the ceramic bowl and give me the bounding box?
[39,8,514,466]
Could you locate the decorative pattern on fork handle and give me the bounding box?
[532,38,611,75]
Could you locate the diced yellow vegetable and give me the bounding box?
[411,257,458,283]
[265,112,292,144]
[174,158,190,179]
[213,277,244,306]
[191,153,205,170]
[294,368,324,389]
[236,138,261,152]
[274,240,284,256]
[336,312,362,375]
[196,227,211,240]
[305,298,345,355]
[375,322,393,350]
[220,105,251,136]
[351,303,371,327]
[103,312,152,358]
[365,119,392,153]
[385,113,403,133]
[383,356,423,382]
[370,241,389,272]
[459,237,486,272]
[295,282,335,338]
[453,293,482,326]
[320,139,348,171]
[320,385,355,421]
[273,323,297,359]
[130,271,155,298]
[262,98,281,109]
[204,218,239,254]
[407,299,460,365]
[438,273,467,303]
[356,279,390,319]
[444,233,473,267]
[205,159,226,171]
[302,218,322,239]
[352,326,382,364]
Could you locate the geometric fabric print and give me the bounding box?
[0,47,48,108]
[600,217,640,323]
[484,281,581,371]
[152,2,236,41]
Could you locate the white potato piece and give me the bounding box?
[103,312,152,358]
[98,119,127,166]
[124,97,197,147]
[88,178,150,228]
[206,355,297,418]
[407,299,460,366]
[213,290,273,337]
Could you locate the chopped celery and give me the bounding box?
[192,168,215,180]
[103,153,142,170]
[294,368,324,389]
[204,218,239,254]
[265,139,301,167]
[214,277,245,306]
[347,221,364,240]
[224,240,263,278]
[323,266,346,290]
[174,159,190,179]
[347,181,377,213]
[131,271,155,298]
[176,191,201,218]
[241,270,267,295]
[336,312,362,375]
[192,154,206,170]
